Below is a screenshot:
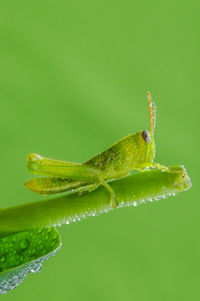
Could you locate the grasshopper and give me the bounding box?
[25,92,167,208]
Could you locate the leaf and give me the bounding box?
[0,227,61,295]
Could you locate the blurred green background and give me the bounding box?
[0,0,198,300]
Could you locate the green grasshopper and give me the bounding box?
[25,92,167,208]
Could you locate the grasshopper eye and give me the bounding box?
[142,130,151,143]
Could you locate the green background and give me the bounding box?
[0,0,198,300]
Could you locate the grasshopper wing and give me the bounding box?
[26,153,101,180]
[24,177,88,195]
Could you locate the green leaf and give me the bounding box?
[0,227,61,295]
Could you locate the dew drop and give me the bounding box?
[20,240,29,250]
[52,233,58,240]
[0,256,6,263]
[50,241,56,248]
[30,263,42,274]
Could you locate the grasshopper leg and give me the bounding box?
[72,178,116,209]
[100,179,116,209]
[147,162,170,172]
[153,163,170,172]
[75,183,100,195]
[137,162,169,172]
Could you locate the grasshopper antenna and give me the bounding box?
[147,91,156,136]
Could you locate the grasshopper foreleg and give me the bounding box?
[137,162,169,172]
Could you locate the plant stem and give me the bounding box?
[0,165,191,237]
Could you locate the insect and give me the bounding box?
[25,92,168,208]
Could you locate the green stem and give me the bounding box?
[0,166,191,237]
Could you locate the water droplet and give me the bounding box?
[20,240,29,250]
[0,255,6,263]
[52,233,58,240]
[31,263,42,273]
[51,241,56,248]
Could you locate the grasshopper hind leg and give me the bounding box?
[76,178,116,209]
[76,183,101,195]
[101,180,116,209]
[97,176,116,209]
